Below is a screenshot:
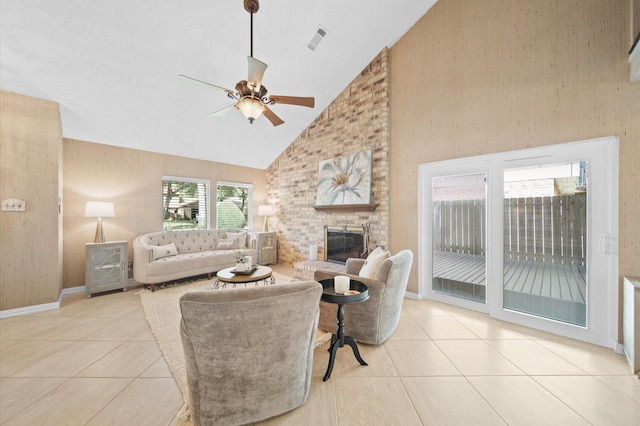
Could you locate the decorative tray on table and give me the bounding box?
[231,265,258,275]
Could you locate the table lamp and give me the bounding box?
[258,204,274,232]
[85,201,115,243]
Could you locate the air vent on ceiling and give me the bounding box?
[307,26,327,51]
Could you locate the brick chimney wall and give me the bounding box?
[266,48,391,266]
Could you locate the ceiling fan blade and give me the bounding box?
[211,103,237,116]
[178,74,235,95]
[268,95,315,108]
[247,56,268,89]
[262,105,284,126]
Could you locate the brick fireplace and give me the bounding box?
[324,225,366,264]
[294,224,371,280]
[266,49,391,268]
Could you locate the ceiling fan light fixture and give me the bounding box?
[178,0,313,127]
[237,97,265,123]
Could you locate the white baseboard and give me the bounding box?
[0,286,86,319]
[0,300,60,319]
[61,286,86,296]
[404,291,422,300]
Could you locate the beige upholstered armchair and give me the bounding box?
[179,281,322,426]
[314,249,413,345]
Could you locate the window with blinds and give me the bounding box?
[162,176,210,231]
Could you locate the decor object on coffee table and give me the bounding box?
[179,280,322,425]
[233,250,253,272]
[314,249,413,344]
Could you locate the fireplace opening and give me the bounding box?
[324,225,365,264]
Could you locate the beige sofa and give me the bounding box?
[133,229,257,291]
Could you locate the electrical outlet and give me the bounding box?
[2,198,26,212]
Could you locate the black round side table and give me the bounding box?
[319,278,369,381]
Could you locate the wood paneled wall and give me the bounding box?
[0,91,63,310]
[389,0,640,328]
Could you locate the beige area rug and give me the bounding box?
[138,272,332,422]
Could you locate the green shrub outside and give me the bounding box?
[217,200,247,229]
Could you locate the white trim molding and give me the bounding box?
[0,286,85,319]
[404,291,422,300]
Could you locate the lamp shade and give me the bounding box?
[237,98,265,123]
[85,201,115,218]
[258,205,274,216]
[258,205,274,232]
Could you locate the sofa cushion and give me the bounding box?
[152,243,178,260]
[359,247,390,279]
[172,231,217,254]
[216,238,240,250]
[225,231,247,248]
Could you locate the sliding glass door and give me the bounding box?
[419,137,618,347]
[432,173,487,304]
[503,162,587,327]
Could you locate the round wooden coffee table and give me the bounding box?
[215,265,275,289]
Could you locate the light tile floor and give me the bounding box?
[1,268,639,425]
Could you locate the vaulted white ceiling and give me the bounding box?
[1,1,436,169]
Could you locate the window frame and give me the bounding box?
[162,176,211,230]
[216,181,253,230]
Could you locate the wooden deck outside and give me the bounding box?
[432,250,587,324]
[431,194,587,325]
[433,251,486,286]
[432,250,586,304]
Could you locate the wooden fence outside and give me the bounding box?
[433,193,586,266]
[433,199,486,256]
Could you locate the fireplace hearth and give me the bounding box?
[324,225,367,264]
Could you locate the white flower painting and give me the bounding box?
[316,150,372,205]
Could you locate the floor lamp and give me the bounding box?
[258,205,274,232]
[85,201,115,243]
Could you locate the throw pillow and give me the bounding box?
[359,247,390,279]
[225,231,247,248]
[152,242,178,261]
[217,238,239,250]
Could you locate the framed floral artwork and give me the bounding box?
[316,150,372,205]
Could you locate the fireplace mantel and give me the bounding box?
[312,203,379,212]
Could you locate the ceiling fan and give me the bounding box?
[178,0,315,126]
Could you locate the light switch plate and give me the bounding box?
[2,198,26,212]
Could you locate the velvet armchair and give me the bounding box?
[179,280,322,425]
[314,249,413,345]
